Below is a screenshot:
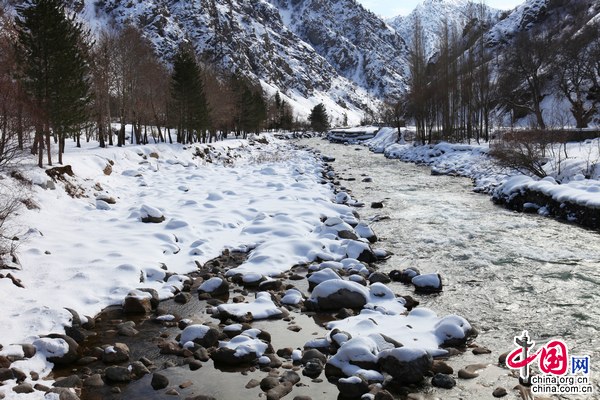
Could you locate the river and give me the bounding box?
[299,138,600,398]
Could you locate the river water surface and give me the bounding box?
[300,138,600,398]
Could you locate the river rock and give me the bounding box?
[308,280,367,311]
[412,273,442,293]
[151,373,169,390]
[117,321,139,337]
[458,368,479,379]
[197,277,229,296]
[371,201,384,208]
[431,373,456,389]
[105,366,131,383]
[472,346,492,355]
[368,272,391,284]
[337,376,369,398]
[137,288,160,309]
[493,387,508,397]
[37,334,79,365]
[432,360,453,375]
[122,290,153,313]
[46,388,80,400]
[179,325,220,348]
[301,349,327,365]
[377,348,432,385]
[211,347,257,365]
[0,356,9,368]
[0,368,14,382]
[185,396,217,400]
[12,383,34,394]
[53,375,83,388]
[130,361,151,379]
[374,390,394,400]
[389,267,420,283]
[174,292,192,304]
[260,376,280,391]
[266,381,293,400]
[84,374,105,387]
[302,358,324,378]
[102,343,130,364]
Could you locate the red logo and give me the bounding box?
[507,331,569,379]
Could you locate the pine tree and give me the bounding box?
[308,103,329,133]
[15,0,91,166]
[171,46,209,143]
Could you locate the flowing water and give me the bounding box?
[300,138,600,398]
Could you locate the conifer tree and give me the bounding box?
[15,0,91,166]
[171,46,209,143]
[308,103,329,133]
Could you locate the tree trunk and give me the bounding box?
[45,128,52,166]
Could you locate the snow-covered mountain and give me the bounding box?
[79,0,411,123]
[388,0,500,58]
[64,0,600,123]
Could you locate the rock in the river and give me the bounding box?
[377,348,432,385]
[389,267,420,283]
[53,375,83,388]
[432,360,453,375]
[0,368,14,382]
[371,201,384,209]
[84,374,105,387]
[431,373,456,389]
[122,290,153,313]
[174,292,191,304]
[368,271,391,284]
[105,366,131,383]
[337,375,369,398]
[179,325,221,348]
[266,381,293,400]
[102,343,130,364]
[151,373,169,390]
[412,273,442,293]
[308,280,368,311]
[493,387,508,397]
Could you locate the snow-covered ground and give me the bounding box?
[0,133,369,395]
[363,127,600,211]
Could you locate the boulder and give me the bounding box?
[431,373,456,389]
[308,280,368,311]
[197,277,229,296]
[105,366,131,383]
[368,272,391,284]
[140,204,165,223]
[35,335,79,365]
[412,273,442,293]
[389,267,420,283]
[151,373,169,390]
[122,290,153,313]
[377,348,432,385]
[102,343,130,364]
[337,376,369,399]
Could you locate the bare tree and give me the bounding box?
[498,29,554,130]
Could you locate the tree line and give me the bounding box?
[381,1,600,144]
[0,0,314,169]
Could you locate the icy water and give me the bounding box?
[300,138,600,398]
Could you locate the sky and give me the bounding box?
[357,0,525,18]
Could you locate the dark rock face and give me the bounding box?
[377,348,433,385]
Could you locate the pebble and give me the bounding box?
[431,373,456,389]
[179,380,193,389]
[151,373,169,390]
[432,360,453,375]
[492,387,508,397]
[458,368,479,379]
[472,346,492,355]
[245,379,260,389]
[166,388,179,395]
